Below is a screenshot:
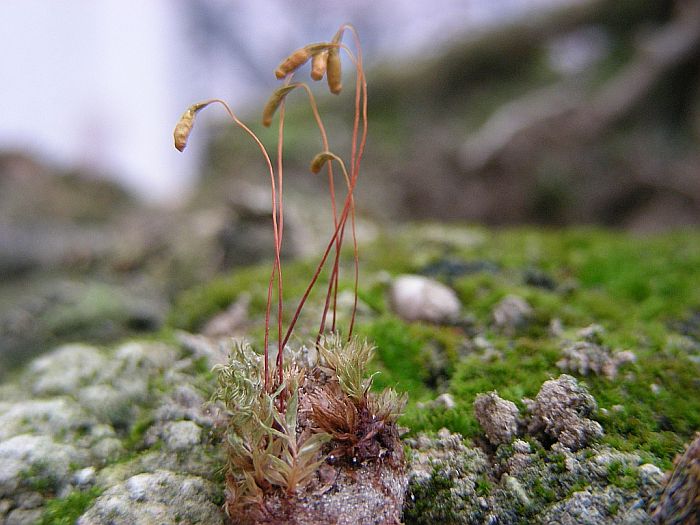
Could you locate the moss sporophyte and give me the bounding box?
[174,25,408,523]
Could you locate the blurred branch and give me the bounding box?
[460,1,700,170]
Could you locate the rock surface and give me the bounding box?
[404,430,662,524]
[0,340,225,524]
[526,374,604,451]
[77,471,223,525]
[651,433,700,524]
[474,392,521,446]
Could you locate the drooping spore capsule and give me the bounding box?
[173,107,196,152]
[310,50,329,81]
[173,101,213,152]
[326,47,342,95]
[310,151,337,174]
[274,48,312,79]
[262,84,299,127]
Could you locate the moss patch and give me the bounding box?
[38,488,102,525]
[169,226,700,467]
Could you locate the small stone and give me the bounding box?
[162,421,202,452]
[473,336,493,351]
[388,275,461,323]
[512,440,531,455]
[91,437,125,463]
[557,341,635,379]
[29,344,106,396]
[0,398,94,442]
[78,384,139,426]
[638,463,663,487]
[114,342,178,373]
[577,324,605,343]
[503,474,531,507]
[0,434,89,498]
[474,392,521,446]
[549,318,564,337]
[432,393,456,410]
[437,427,452,440]
[78,471,224,524]
[16,492,43,509]
[650,383,661,395]
[6,507,44,525]
[74,467,96,487]
[526,374,603,451]
[492,295,533,334]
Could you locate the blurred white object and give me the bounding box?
[0,1,195,203]
[389,274,461,323]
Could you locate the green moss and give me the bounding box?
[403,467,466,525]
[20,463,59,494]
[606,460,640,490]
[38,488,102,525]
[475,475,493,497]
[123,415,154,451]
[531,478,556,503]
[167,226,700,467]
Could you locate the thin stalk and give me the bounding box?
[203,99,281,392]
[275,86,288,387]
[345,25,368,338]
[310,155,352,345]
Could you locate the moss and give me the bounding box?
[167,259,335,344]
[403,467,465,525]
[193,356,215,381]
[605,460,641,491]
[38,487,102,525]
[123,415,154,451]
[20,462,60,494]
[475,475,493,497]
[168,226,700,467]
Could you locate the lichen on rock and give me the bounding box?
[525,374,603,451]
[473,392,521,446]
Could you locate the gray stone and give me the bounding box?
[29,344,106,396]
[577,323,606,343]
[539,487,651,525]
[6,507,44,525]
[638,463,663,487]
[15,491,43,509]
[557,340,636,379]
[388,274,461,323]
[77,470,224,525]
[113,341,178,374]
[0,398,94,441]
[433,393,457,410]
[492,295,533,334]
[202,293,249,337]
[162,421,202,452]
[77,384,137,426]
[153,384,211,427]
[474,392,521,446]
[405,426,660,524]
[404,430,490,523]
[91,437,126,463]
[526,374,603,451]
[74,467,97,487]
[0,434,89,497]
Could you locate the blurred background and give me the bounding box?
[1,0,699,372]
